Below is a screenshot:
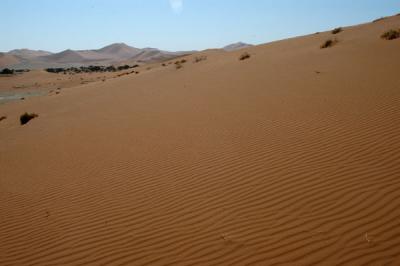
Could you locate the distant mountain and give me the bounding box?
[0,43,193,69]
[41,49,86,63]
[97,43,142,59]
[0,49,53,68]
[0,53,21,68]
[223,42,253,51]
[8,49,53,59]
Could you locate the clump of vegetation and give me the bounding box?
[175,59,187,65]
[117,64,135,71]
[161,63,166,67]
[0,116,6,122]
[320,38,338,49]
[174,59,186,69]
[239,52,251,61]
[20,113,38,125]
[381,29,400,40]
[0,68,29,75]
[0,68,14,75]
[194,56,207,63]
[45,64,139,74]
[331,27,343,34]
[175,63,183,69]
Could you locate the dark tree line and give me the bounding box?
[45,64,139,74]
[0,68,30,74]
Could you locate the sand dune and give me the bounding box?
[223,42,253,51]
[1,15,400,265]
[8,49,53,59]
[0,50,53,68]
[0,53,21,68]
[0,43,193,70]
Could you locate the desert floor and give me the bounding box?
[1,15,400,266]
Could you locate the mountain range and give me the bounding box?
[0,42,252,69]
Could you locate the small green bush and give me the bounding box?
[20,113,38,125]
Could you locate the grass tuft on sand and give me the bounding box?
[194,56,207,63]
[381,29,400,40]
[239,52,251,61]
[332,27,343,34]
[321,39,338,49]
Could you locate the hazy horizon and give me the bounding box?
[1,0,399,53]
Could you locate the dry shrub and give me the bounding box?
[239,52,251,61]
[20,113,38,125]
[381,29,400,40]
[321,38,338,49]
[332,27,343,34]
[194,56,207,63]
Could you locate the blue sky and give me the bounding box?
[1,0,399,52]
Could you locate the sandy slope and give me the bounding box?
[1,16,400,266]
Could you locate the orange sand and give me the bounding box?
[1,16,400,266]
